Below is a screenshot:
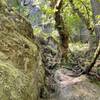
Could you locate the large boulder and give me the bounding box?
[54,69,100,100]
[0,1,44,100]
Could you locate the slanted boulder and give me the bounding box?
[0,1,44,100]
[54,68,100,100]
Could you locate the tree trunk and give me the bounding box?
[88,29,94,49]
[90,0,100,46]
[52,0,69,60]
[69,0,94,49]
[85,42,100,74]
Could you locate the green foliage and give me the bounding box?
[6,0,94,40]
[62,0,93,37]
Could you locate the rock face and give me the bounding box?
[53,69,100,100]
[0,1,44,100]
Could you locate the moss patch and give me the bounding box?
[0,1,45,100]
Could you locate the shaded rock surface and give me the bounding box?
[0,1,45,100]
[47,68,100,100]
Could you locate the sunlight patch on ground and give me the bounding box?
[69,43,88,52]
[54,68,84,87]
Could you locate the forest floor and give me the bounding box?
[67,43,100,77]
[40,42,100,100]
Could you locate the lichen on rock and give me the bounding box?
[0,1,45,100]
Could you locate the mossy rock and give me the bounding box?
[0,1,45,100]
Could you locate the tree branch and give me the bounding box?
[85,42,100,74]
[68,0,90,29]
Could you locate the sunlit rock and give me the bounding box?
[54,68,100,100]
[0,1,45,100]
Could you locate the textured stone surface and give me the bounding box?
[53,68,100,100]
[0,1,44,100]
